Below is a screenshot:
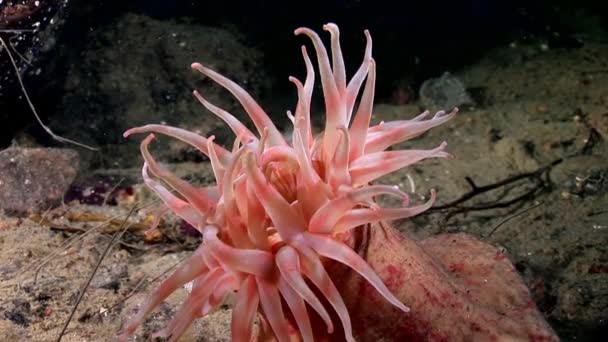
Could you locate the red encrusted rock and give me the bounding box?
[0,147,79,214]
[322,223,559,341]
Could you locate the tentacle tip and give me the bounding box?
[323,23,337,32]
[142,133,156,145]
[191,62,203,70]
[289,76,304,90]
[123,130,133,138]
[439,141,454,160]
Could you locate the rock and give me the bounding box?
[50,13,267,168]
[0,147,79,214]
[419,72,472,111]
[323,225,558,341]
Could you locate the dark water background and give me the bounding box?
[1,0,607,149]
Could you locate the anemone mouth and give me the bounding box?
[264,160,299,203]
[120,22,455,342]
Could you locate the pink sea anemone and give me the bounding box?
[120,23,556,341]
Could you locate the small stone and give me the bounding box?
[0,147,79,214]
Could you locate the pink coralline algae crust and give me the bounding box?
[324,224,559,341]
[121,22,559,342]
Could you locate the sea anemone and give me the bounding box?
[121,23,456,341]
